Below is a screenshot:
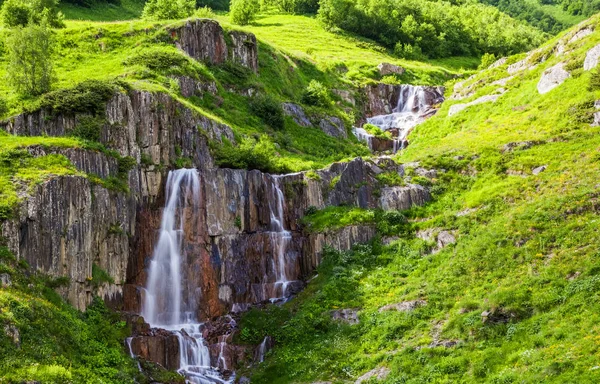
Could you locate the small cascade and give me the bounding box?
[126,337,142,373]
[256,337,269,363]
[355,85,443,153]
[139,169,233,384]
[266,175,292,300]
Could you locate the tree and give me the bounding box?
[1,0,64,28]
[6,22,55,96]
[142,0,196,20]
[230,0,260,25]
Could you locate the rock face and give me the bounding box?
[448,94,500,116]
[171,19,259,72]
[377,63,405,76]
[282,103,348,138]
[537,63,569,94]
[584,44,600,71]
[362,84,444,119]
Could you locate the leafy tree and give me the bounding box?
[478,53,497,69]
[142,0,196,20]
[6,21,55,96]
[1,0,64,28]
[230,0,260,25]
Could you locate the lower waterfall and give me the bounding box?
[140,169,233,384]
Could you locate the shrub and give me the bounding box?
[301,80,331,107]
[230,0,260,26]
[478,53,497,70]
[0,98,9,117]
[1,0,64,28]
[125,47,191,71]
[589,69,600,91]
[215,135,288,173]
[249,95,285,130]
[195,5,216,18]
[142,0,196,20]
[35,79,120,115]
[6,22,55,96]
[363,123,391,139]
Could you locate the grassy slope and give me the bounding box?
[240,15,600,384]
[59,0,145,21]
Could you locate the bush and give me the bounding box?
[215,135,289,173]
[1,0,64,28]
[230,0,260,25]
[195,5,216,18]
[363,123,391,139]
[301,80,330,107]
[478,53,497,70]
[142,0,196,20]
[6,22,55,96]
[250,95,285,130]
[36,79,120,115]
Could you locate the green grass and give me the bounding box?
[59,0,145,21]
[237,13,600,384]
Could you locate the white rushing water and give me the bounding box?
[266,175,292,300]
[355,85,442,153]
[141,169,233,384]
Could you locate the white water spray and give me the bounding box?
[141,169,233,384]
[354,85,443,153]
[266,175,292,300]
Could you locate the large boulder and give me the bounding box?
[537,63,569,94]
[584,44,600,71]
[377,63,405,76]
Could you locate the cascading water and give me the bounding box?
[141,169,233,384]
[354,85,444,153]
[266,175,292,300]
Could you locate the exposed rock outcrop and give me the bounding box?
[377,63,405,76]
[170,19,259,72]
[448,94,500,116]
[537,63,569,94]
[584,44,600,71]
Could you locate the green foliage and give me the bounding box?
[215,136,289,173]
[34,79,121,116]
[1,0,65,28]
[142,0,196,20]
[91,263,115,286]
[301,206,376,232]
[478,53,497,70]
[6,22,55,96]
[480,0,568,34]
[230,0,260,25]
[363,123,391,139]
[194,5,216,18]
[301,80,330,107]
[589,68,600,90]
[249,94,285,130]
[317,0,545,58]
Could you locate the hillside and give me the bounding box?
[241,14,600,383]
[1,1,600,384]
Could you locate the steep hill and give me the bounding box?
[241,14,600,383]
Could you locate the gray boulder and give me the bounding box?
[537,63,569,94]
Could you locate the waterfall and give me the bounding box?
[355,85,443,153]
[257,337,269,363]
[141,169,233,384]
[266,175,292,300]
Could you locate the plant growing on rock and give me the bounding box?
[250,94,285,130]
[363,123,391,139]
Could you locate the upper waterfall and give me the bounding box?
[354,84,444,153]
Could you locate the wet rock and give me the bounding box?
[532,165,547,175]
[319,116,347,138]
[361,84,444,120]
[4,324,20,347]
[377,63,405,76]
[537,63,569,94]
[0,273,11,287]
[584,44,600,71]
[448,94,500,116]
[355,367,390,383]
[379,300,426,312]
[282,103,311,127]
[129,329,181,371]
[331,309,359,325]
[254,335,274,363]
